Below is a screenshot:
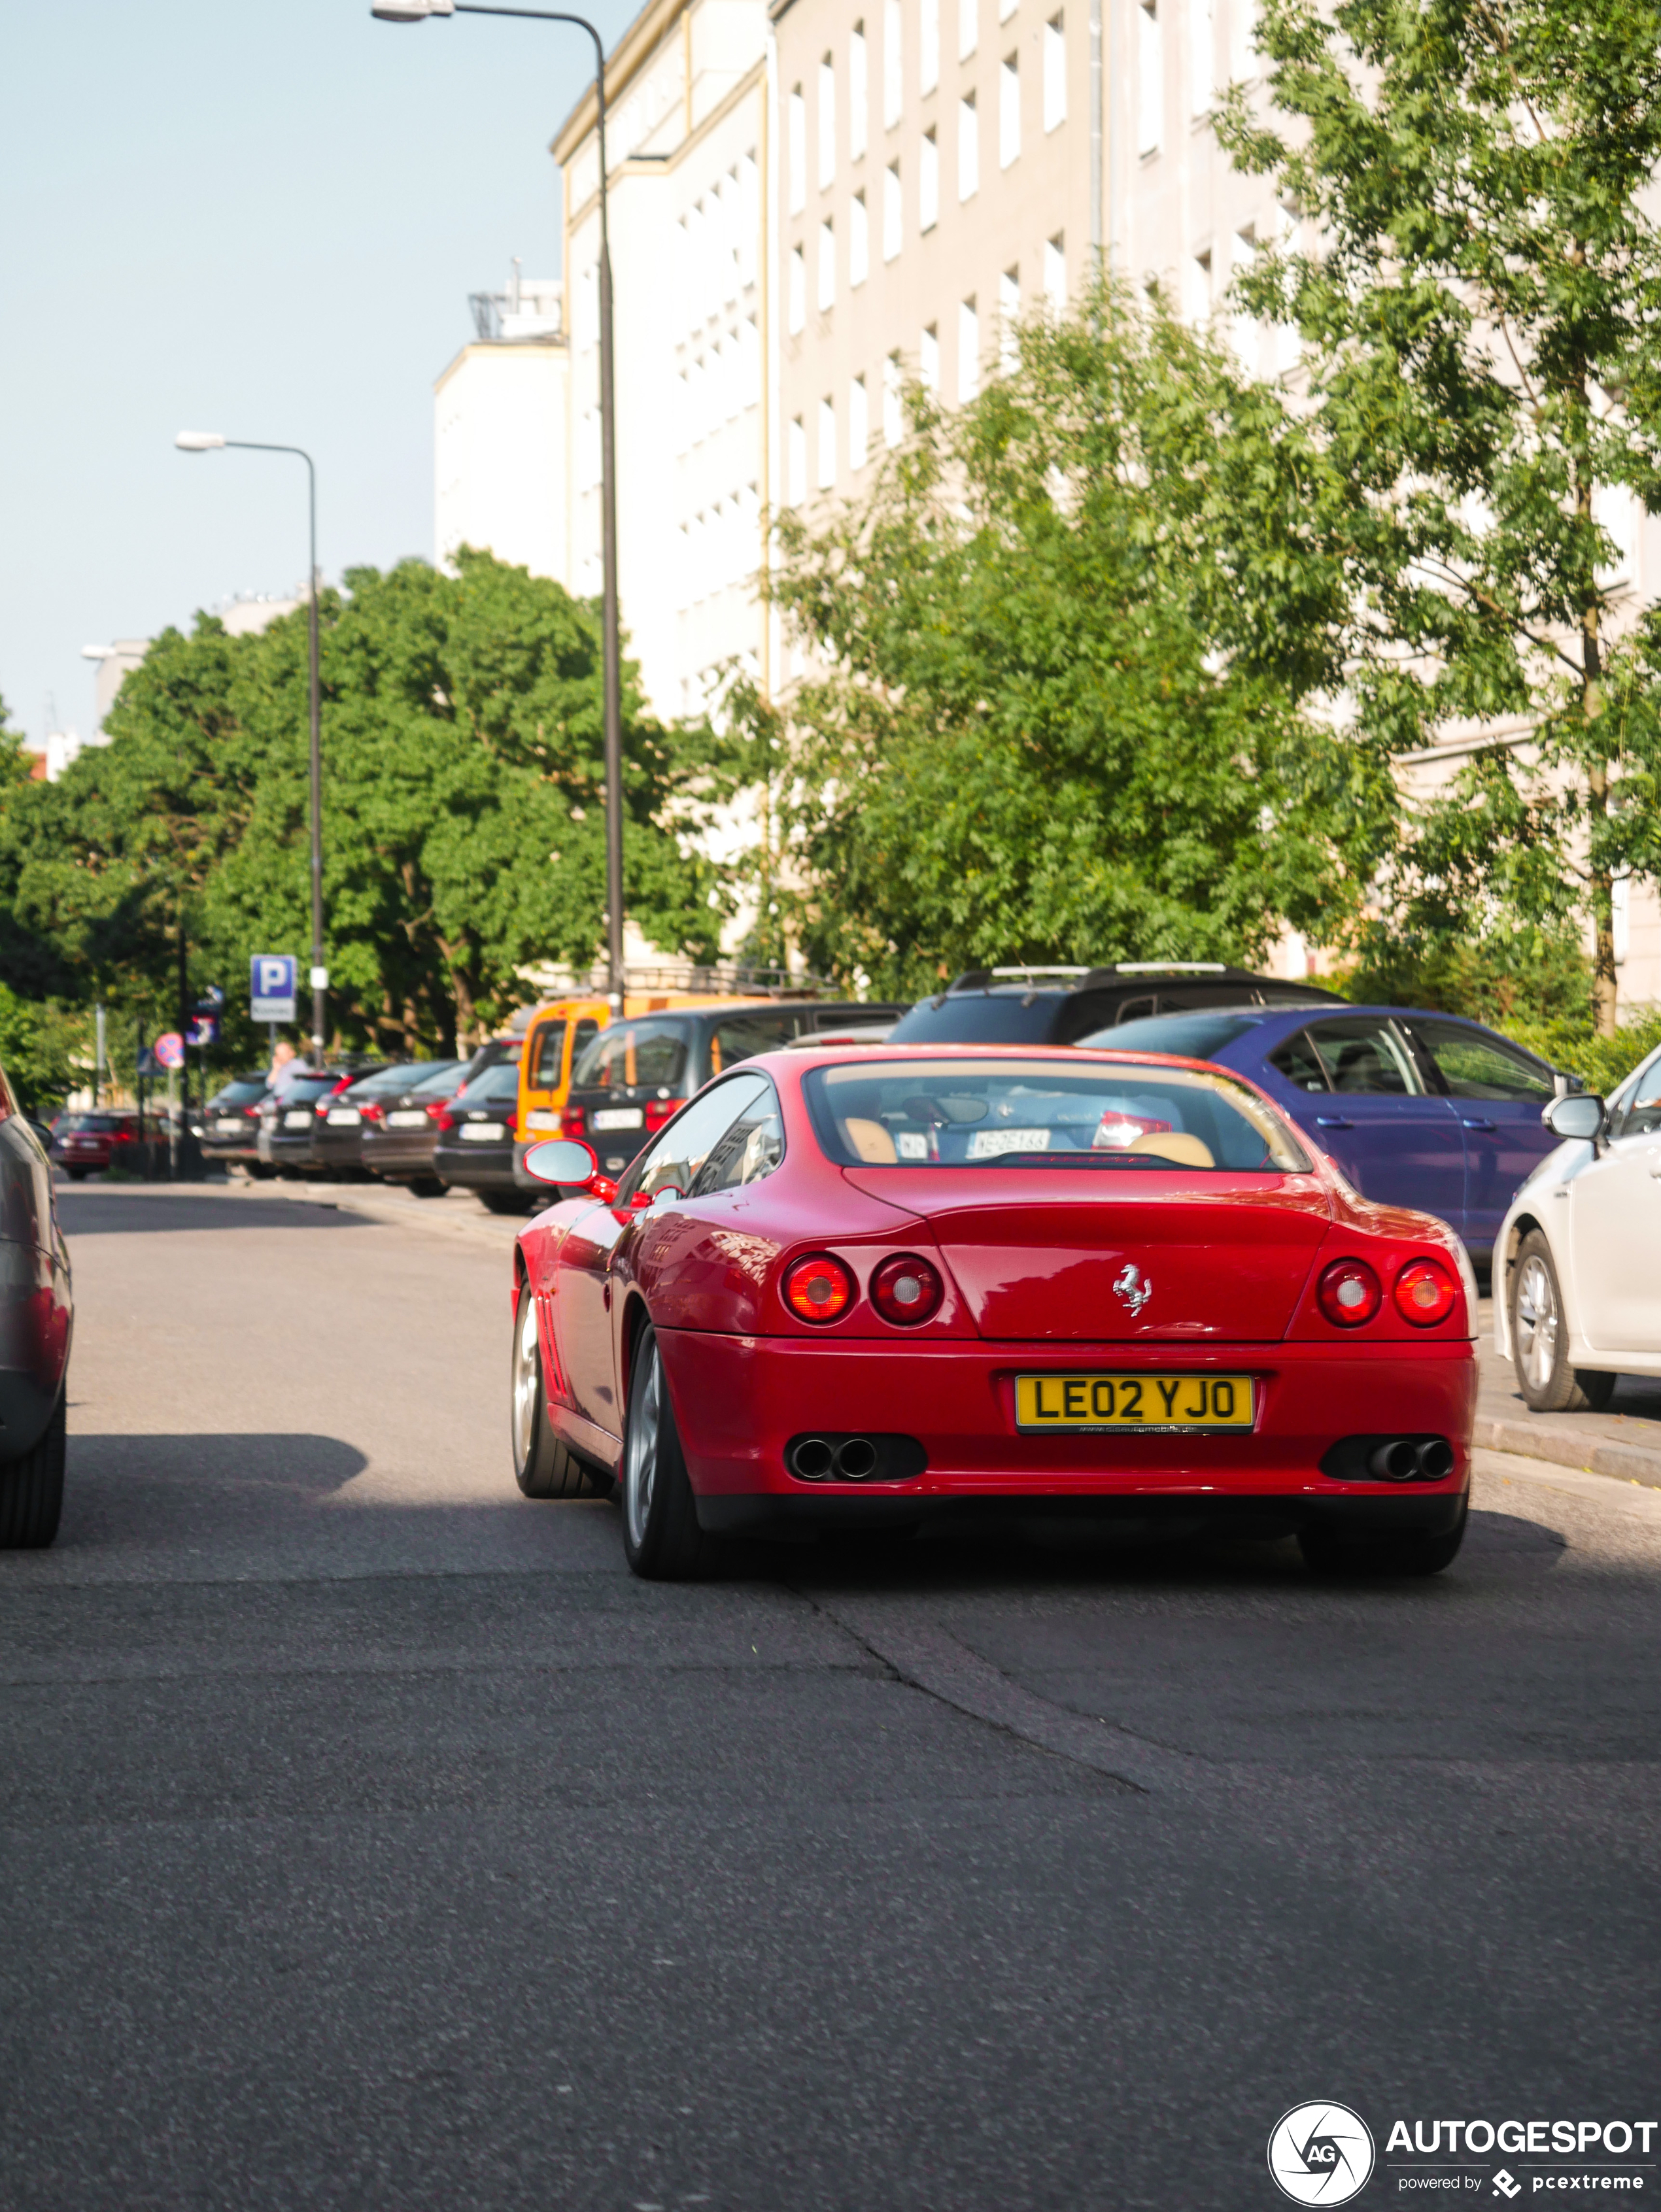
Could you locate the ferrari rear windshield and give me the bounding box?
[803,1059,1311,1173]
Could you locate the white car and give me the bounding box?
[1494,1041,1661,1409]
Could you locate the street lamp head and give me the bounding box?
[370,0,454,18]
[175,431,226,452]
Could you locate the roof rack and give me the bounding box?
[1112,962,1228,976]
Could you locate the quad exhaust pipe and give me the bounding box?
[790,1434,883,1481]
[1367,1436,1457,1482]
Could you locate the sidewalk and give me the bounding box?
[1475,1297,1661,1489]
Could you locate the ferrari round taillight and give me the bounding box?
[1317,1258,1382,1328]
[1394,1257,1458,1327]
[869,1253,944,1326]
[782,1253,855,1325]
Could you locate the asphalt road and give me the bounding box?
[2,1185,1657,2211]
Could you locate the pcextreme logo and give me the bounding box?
[1268,2103,1377,2204]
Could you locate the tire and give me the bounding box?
[621,1323,706,1580]
[1299,1499,1468,1578]
[244,1161,276,1181]
[1511,1230,1615,1412]
[480,1190,534,1216]
[0,1391,65,1549]
[408,1177,446,1199]
[511,1284,600,1499]
[65,1170,88,1182]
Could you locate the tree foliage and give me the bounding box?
[764,290,1380,995]
[1215,0,1661,1031]
[0,554,724,1059]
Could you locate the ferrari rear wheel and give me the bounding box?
[511,1284,596,1499]
[1299,1499,1469,1578]
[621,1323,705,1580]
[1511,1231,1615,1413]
[0,1390,65,1550]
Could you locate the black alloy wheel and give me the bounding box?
[1299,1498,1469,1578]
[0,1391,65,1549]
[510,1283,602,1500]
[621,1323,706,1580]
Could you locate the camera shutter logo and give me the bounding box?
[1267,2103,1376,2205]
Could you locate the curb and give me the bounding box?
[1473,1414,1661,1491]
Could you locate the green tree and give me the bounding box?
[1215,0,1661,1033]
[764,291,1378,994]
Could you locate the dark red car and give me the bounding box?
[50,1110,141,1180]
[508,1045,1479,1582]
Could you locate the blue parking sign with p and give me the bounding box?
[251,954,298,1023]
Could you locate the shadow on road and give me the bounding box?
[58,1189,368,1236]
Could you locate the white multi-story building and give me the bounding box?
[434,267,570,582]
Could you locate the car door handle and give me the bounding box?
[1314,1116,1353,1129]
[1461,1117,1497,1131]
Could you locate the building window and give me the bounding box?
[999,52,1020,165]
[921,321,939,392]
[1138,0,1161,156]
[958,296,980,401]
[920,127,939,230]
[850,373,870,468]
[958,92,978,199]
[883,0,903,125]
[1044,12,1066,128]
[789,86,806,211]
[850,22,868,160]
[851,190,870,284]
[883,160,902,259]
[818,394,837,488]
[1044,230,1065,305]
[999,264,1019,369]
[789,415,808,505]
[818,218,836,310]
[789,243,806,332]
[959,0,977,60]
[884,350,904,445]
[1186,245,1212,322]
[1190,0,1214,112]
[819,54,837,187]
[921,0,940,92]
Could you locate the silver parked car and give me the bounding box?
[0,1067,73,1546]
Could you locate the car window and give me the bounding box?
[574,1020,688,1091]
[58,1114,127,1134]
[1079,1012,1261,1059]
[1267,1029,1331,1093]
[1299,1017,1425,1097]
[407,1061,465,1094]
[887,996,1067,1044]
[459,1064,522,1106]
[209,1079,268,1107]
[709,1015,796,1072]
[803,1058,1310,1172]
[345,1063,426,1100]
[1409,1019,1553,1103]
[1612,1052,1661,1139]
[528,1021,567,1090]
[623,1074,776,1203]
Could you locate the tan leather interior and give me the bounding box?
[844,1117,899,1164]
[1128,1130,1214,1167]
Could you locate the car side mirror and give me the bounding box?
[1543,1093,1605,1143]
[523,1136,604,1189]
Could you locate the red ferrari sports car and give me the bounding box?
[510,1046,1478,1580]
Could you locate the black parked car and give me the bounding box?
[197,1074,272,1171]
[309,1061,460,1178]
[256,1063,386,1176]
[432,1061,532,1211]
[359,1063,473,1193]
[558,999,902,1179]
[885,963,1343,1047]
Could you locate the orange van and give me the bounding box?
[513,991,734,1190]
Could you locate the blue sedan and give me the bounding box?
[1078,1003,1567,1263]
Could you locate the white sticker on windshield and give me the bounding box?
[967,1127,1052,1157]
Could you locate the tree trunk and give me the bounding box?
[1588,760,1617,1038]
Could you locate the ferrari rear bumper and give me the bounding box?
[655,1326,1476,1512]
[695,1490,1469,1539]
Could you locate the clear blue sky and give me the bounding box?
[2,0,634,746]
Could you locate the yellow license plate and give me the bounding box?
[1014,1373,1254,1432]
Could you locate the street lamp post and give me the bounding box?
[175,432,327,1059]
[371,0,626,1013]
